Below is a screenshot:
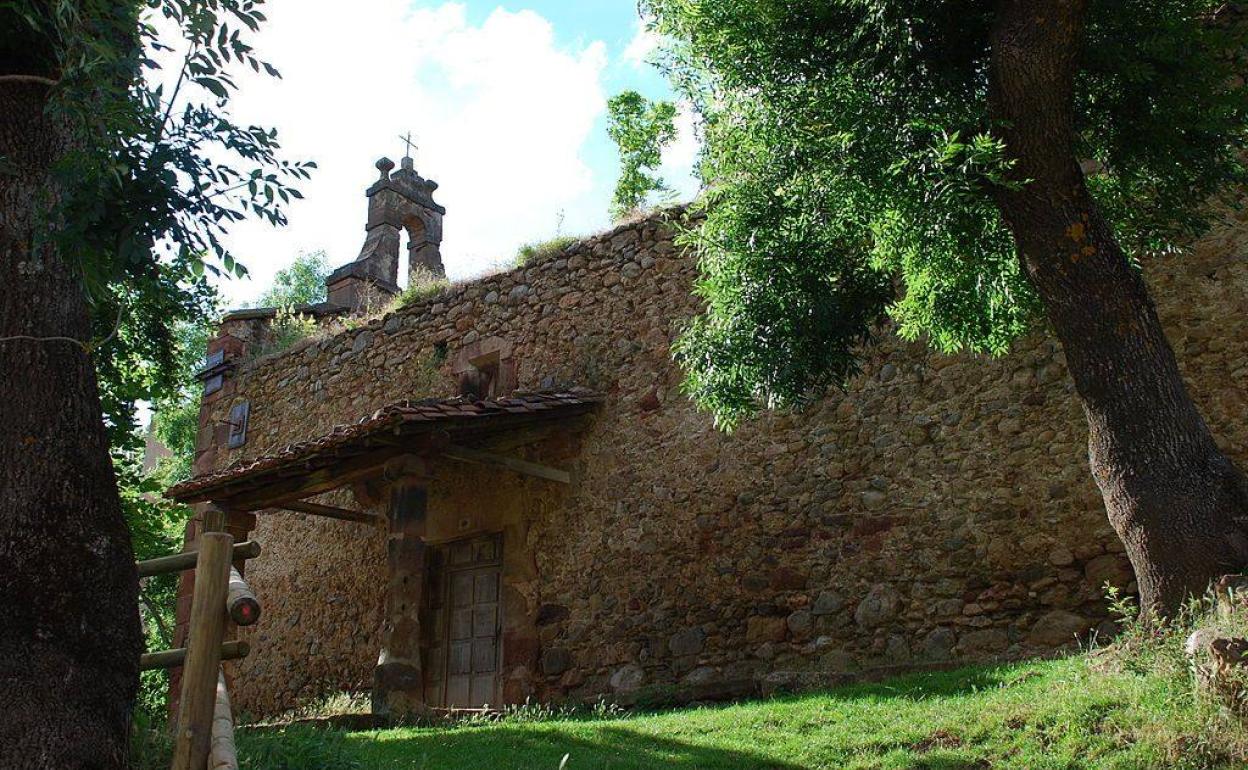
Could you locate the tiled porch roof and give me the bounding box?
[165,390,601,504]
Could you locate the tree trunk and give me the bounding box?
[988,0,1248,616]
[0,56,141,770]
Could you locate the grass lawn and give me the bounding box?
[233,654,1243,770]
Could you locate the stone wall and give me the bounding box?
[198,208,1248,717]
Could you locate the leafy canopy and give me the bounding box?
[259,249,330,307]
[3,0,312,720]
[646,0,1248,428]
[1,0,314,443]
[607,89,678,220]
[149,316,215,485]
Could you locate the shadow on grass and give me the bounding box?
[784,659,1053,704]
[570,660,1056,726]
[333,663,1069,770]
[602,659,1059,722]
[344,722,807,770]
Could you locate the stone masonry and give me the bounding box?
[189,198,1248,718]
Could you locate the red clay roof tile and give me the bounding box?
[165,389,601,502]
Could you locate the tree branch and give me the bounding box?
[0,74,59,87]
[0,334,90,351]
[0,301,123,353]
[138,586,173,648]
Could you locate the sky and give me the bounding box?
[190,0,699,306]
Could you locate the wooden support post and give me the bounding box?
[373,465,431,720]
[209,669,239,770]
[226,567,261,626]
[172,531,233,770]
[202,506,226,533]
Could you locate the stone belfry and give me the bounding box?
[326,150,446,311]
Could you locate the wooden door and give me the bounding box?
[425,534,502,708]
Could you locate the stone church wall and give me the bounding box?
[200,208,1248,717]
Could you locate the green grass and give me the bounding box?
[515,235,578,267]
[232,654,1244,770]
[390,278,451,310]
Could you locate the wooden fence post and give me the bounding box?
[171,531,233,770]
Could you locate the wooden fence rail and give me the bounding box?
[209,669,239,770]
[137,540,261,578]
[135,519,260,770]
[226,567,260,626]
[139,641,250,672]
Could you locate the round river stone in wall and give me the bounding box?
[610,663,645,693]
[682,666,719,686]
[885,634,912,662]
[812,590,846,615]
[786,610,813,638]
[669,628,705,657]
[746,615,788,644]
[855,583,902,628]
[541,648,571,677]
[1084,554,1134,591]
[957,628,1009,656]
[1027,610,1094,647]
[922,627,956,660]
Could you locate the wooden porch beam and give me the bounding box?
[217,448,401,511]
[280,500,383,525]
[441,445,572,484]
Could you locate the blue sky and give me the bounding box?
[203,0,699,305]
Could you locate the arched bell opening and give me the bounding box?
[403,213,444,286]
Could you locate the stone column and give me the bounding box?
[373,462,433,718]
[408,240,444,280]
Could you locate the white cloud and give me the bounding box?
[197,1,610,303]
[661,101,701,201]
[622,18,660,69]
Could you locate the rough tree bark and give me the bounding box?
[988,0,1248,616]
[0,29,141,770]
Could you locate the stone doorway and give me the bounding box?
[424,533,503,708]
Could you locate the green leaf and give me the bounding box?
[197,76,228,99]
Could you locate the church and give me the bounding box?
[166,151,1248,719]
